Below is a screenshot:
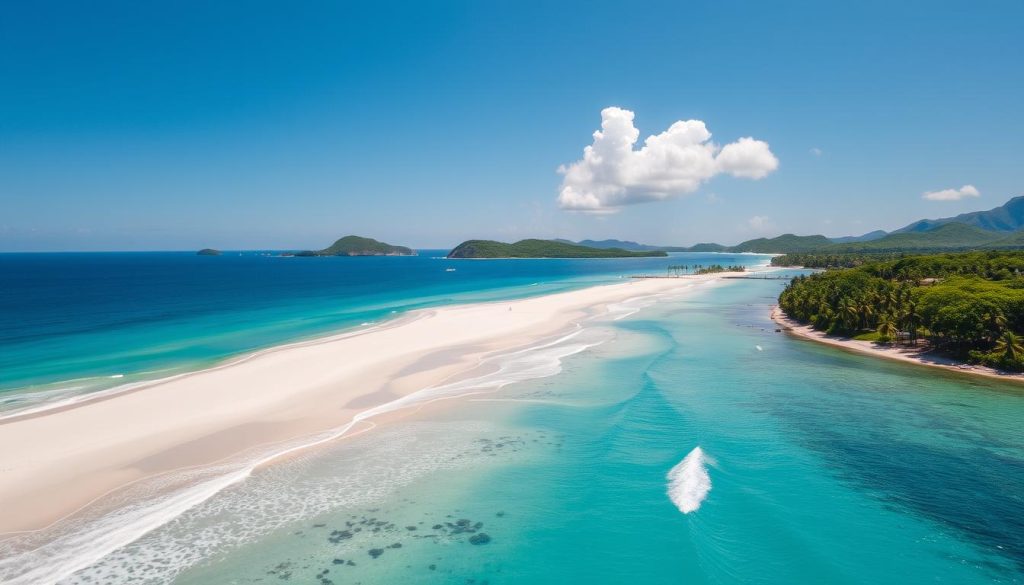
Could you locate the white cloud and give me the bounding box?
[922,184,980,201]
[810,147,822,157]
[747,215,771,231]
[557,107,778,213]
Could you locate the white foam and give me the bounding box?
[667,446,712,514]
[606,295,660,320]
[0,327,608,585]
[58,422,498,584]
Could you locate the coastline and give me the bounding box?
[770,306,1024,385]
[0,274,732,540]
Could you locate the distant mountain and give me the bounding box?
[549,196,1024,256]
[558,238,677,251]
[296,235,415,257]
[447,239,667,259]
[743,196,1024,254]
[576,238,659,251]
[730,234,833,254]
[563,238,720,252]
[894,195,1024,233]
[829,230,888,244]
[563,236,831,254]
[684,242,728,252]
[827,223,1004,252]
[196,248,222,256]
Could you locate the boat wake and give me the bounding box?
[667,446,712,514]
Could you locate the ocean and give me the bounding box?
[1,252,1022,584]
[0,251,741,415]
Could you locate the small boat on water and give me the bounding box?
[445,268,456,272]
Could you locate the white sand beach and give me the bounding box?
[0,275,730,536]
[771,306,1024,385]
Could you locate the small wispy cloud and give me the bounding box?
[809,147,822,157]
[747,215,772,232]
[557,107,778,213]
[922,184,980,201]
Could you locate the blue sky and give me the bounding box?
[2,0,1022,250]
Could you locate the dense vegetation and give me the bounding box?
[665,264,746,276]
[447,239,667,258]
[296,236,415,257]
[729,234,833,253]
[824,223,1004,253]
[773,252,915,268]
[778,252,1024,370]
[694,264,746,274]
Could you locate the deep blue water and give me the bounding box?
[0,251,767,412]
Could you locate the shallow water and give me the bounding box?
[3,260,1022,584]
[10,276,1017,584]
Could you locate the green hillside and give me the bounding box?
[729,234,833,253]
[570,238,723,252]
[984,230,1024,249]
[447,239,667,258]
[827,223,1003,253]
[298,235,415,256]
[685,242,729,252]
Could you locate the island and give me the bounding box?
[294,235,416,257]
[196,248,222,256]
[447,239,668,259]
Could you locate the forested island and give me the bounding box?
[294,236,415,257]
[778,251,1024,371]
[196,248,222,256]
[447,239,667,259]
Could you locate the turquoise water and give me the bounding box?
[20,275,1021,584]
[0,251,766,414]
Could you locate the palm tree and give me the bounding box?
[877,316,899,343]
[885,287,899,312]
[904,301,920,345]
[987,310,1008,336]
[858,301,875,330]
[839,298,858,332]
[994,331,1024,362]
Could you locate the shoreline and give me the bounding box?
[0,274,733,540]
[770,306,1024,385]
